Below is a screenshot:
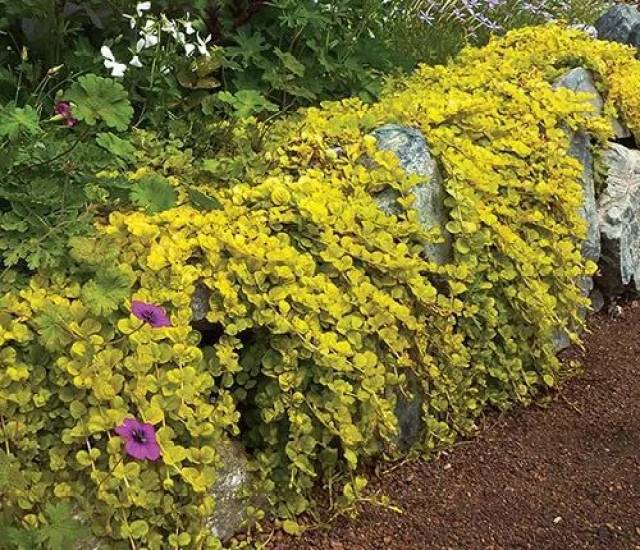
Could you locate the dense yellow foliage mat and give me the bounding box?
[2,25,640,548]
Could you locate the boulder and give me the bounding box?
[554,67,604,116]
[570,23,598,39]
[553,67,629,139]
[567,131,601,269]
[392,370,424,451]
[590,287,605,313]
[371,124,453,265]
[595,4,640,46]
[367,126,454,447]
[207,439,262,542]
[551,70,603,350]
[596,143,640,297]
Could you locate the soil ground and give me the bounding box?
[265,304,640,550]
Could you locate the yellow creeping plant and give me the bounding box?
[2,24,640,548]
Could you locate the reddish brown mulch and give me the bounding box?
[266,304,640,550]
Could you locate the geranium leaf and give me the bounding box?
[81,268,131,316]
[63,74,133,131]
[38,502,92,550]
[130,175,178,213]
[0,104,40,140]
[217,89,278,118]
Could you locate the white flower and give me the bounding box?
[161,15,179,38]
[136,1,151,17]
[195,32,211,56]
[140,30,159,49]
[183,21,196,35]
[129,55,143,68]
[123,14,137,29]
[101,45,127,77]
[184,42,196,57]
[139,18,159,48]
[142,18,156,32]
[136,38,146,53]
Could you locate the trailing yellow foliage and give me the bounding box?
[2,25,640,547]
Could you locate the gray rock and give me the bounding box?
[191,281,211,322]
[551,70,603,350]
[596,143,640,296]
[554,68,604,116]
[553,67,629,139]
[595,4,640,45]
[208,439,262,542]
[553,330,571,353]
[371,124,453,265]
[570,23,598,39]
[569,130,601,266]
[393,371,424,451]
[590,287,605,313]
[627,24,640,49]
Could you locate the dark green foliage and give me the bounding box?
[0,1,405,129]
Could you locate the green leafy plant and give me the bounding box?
[0,70,175,272]
[0,452,92,550]
[0,503,91,550]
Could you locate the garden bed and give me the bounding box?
[268,304,640,549]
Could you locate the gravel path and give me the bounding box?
[266,305,640,549]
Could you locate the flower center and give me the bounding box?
[141,311,156,324]
[132,429,147,444]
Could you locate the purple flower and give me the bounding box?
[54,101,78,127]
[131,300,172,328]
[54,101,71,117]
[115,418,161,461]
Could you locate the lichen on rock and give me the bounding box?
[597,143,640,296]
[208,440,263,542]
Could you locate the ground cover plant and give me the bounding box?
[3,18,640,547]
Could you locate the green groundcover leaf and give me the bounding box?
[188,187,222,211]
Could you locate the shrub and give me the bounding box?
[0,1,403,131]
[3,25,640,548]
